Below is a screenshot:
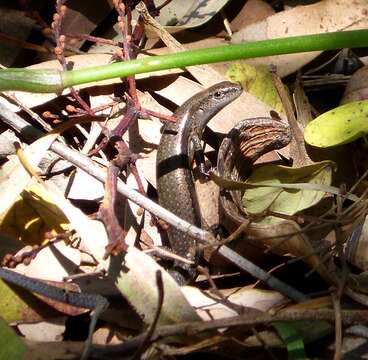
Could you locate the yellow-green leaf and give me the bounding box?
[243,161,334,215]
[0,278,56,323]
[304,100,368,147]
[226,63,285,114]
[0,316,26,360]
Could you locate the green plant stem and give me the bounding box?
[1,30,367,93]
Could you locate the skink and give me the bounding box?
[156,81,242,284]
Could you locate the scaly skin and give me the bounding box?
[156,81,242,284]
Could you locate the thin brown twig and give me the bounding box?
[64,33,120,47]
[332,291,342,360]
[92,308,368,357]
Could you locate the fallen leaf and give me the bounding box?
[0,132,58,217]
[17,319,66,342]
[0,8,35,67]
[154,0,231,30]
[0,277,58,323]
[0,317,26,359]
[0,184,69,245]
[226,63,285,114]
[231,0,368,77]
[243,161,335,216]
[182,286,287,320]
[341,65,368,104]
[112,246,201,326]
[224,0,274,34]
[304,100,368,147]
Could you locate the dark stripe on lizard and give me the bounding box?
[156,81,242,284]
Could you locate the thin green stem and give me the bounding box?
[0,30,367,93]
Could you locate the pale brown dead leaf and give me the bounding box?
[181,286,287,320]
[231,0,368,77]
[17,319,66,342]
[341,65,368,104]
[221,0,274,34]
[10,242,81,281]
[92,327,122,346]
[147,0,231,33]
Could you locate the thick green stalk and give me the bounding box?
[0,30,367,93]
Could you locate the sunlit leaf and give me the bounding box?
[0,185,69,245]
[113,247,200,326]
[156,0,231,29]
[226,63,284,114]
[243,161,334,215]
[304,100,368,147]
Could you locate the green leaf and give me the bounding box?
[0,316,26,360]
[304,100,368,147]
[273,321,306,360]
[112,246,201,327]
[0,277,58,323]
[242,161,334,215]
[226,63,285,114]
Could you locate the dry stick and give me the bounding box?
[270,66,310,166]
[0,103,307,303]
[332,292,342,360]
[92,308,368,356]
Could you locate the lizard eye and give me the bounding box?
[214,90,223,99]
